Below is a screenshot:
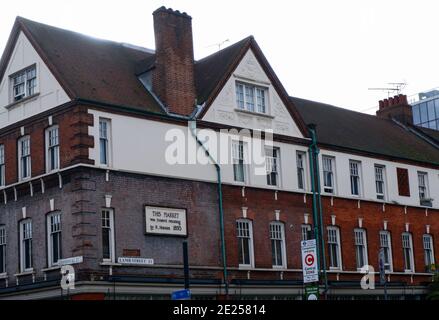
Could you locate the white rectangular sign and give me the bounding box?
[58,256,83,266]
[118,257,154,265]
[145,206,187,236]
[301,239,319,284]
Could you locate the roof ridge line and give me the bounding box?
[290,96,389,121]
[195,36,254,63]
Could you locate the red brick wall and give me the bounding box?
[223,186,312,272]
[223,185,438,285]
[0,105,94,185]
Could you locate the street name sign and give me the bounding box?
[171,289,191,300]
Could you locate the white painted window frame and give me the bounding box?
[327,226,342,270]
[423,234,435,269]
[296,151,306,190]
[99,118,112,167]
[18,135,31,181]
[354,228,368,270]
[301,224,312,241]
[322,155,336,194]
[402,232,415,273]
[10,64,37,103]
[0,225,6,274]
[232,140,247,184]
[236,219,254,269]
[0,144,5,187]
[269,221,287,269]
[45,125,60,173]
[379,231,393,272]
[235,81,268,114]
[19,219,33,273]
[417,171,430,201]
[349,160,362,197]
[265,147,281,187]
[101,208,115,263]
[375,165,386,201]
[47,211,62,267]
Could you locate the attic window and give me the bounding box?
[235,82,267,114]
[10,65,37,102]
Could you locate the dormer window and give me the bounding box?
[11,65,37,102]
[235,82,267,114]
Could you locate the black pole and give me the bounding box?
[183,241,190,290]
[384,280,388,301]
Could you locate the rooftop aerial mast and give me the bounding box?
[368,82,407,97]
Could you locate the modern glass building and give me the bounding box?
[411,89,439,130]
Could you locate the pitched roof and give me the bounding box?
[3,17,165,114]
[194,36,253,105]
[195,36,309,135]
[291,96,439,166]
[1,18,310,134]
[415,126,439,145]
[2,17,439,166]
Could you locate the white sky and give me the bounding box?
[1,0,438,114]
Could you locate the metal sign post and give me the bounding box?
[379,248,388,300]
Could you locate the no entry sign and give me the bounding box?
[301,239,319,284]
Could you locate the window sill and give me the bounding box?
[329,267,342,272]
[5,93,40,110]
[272,266,287,270]
[265,184,280,190]
[0,273,7,279]
[238,265,255,271]
[46,169,61,175]
[14,270,35,277]
[234,108,274,119]
[42,265,61,272]
[100,261,122,267]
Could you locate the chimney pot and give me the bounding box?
[376,94,412,125]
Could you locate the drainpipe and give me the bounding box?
[189,120,229,297]
[308,124,329,297]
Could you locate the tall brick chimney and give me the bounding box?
[376,94,413,125]
[152,7,196,116]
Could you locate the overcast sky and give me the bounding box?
[1,0,438,114]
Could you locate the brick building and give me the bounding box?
[0,7,437,299]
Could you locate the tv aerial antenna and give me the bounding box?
[368,82,407,97]
[206,39,230,51]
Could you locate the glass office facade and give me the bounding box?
[412,94,439,130]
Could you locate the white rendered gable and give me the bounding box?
[0,31,70,128]
[202,49,304,138]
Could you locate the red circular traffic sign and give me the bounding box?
[305,254,315,266]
